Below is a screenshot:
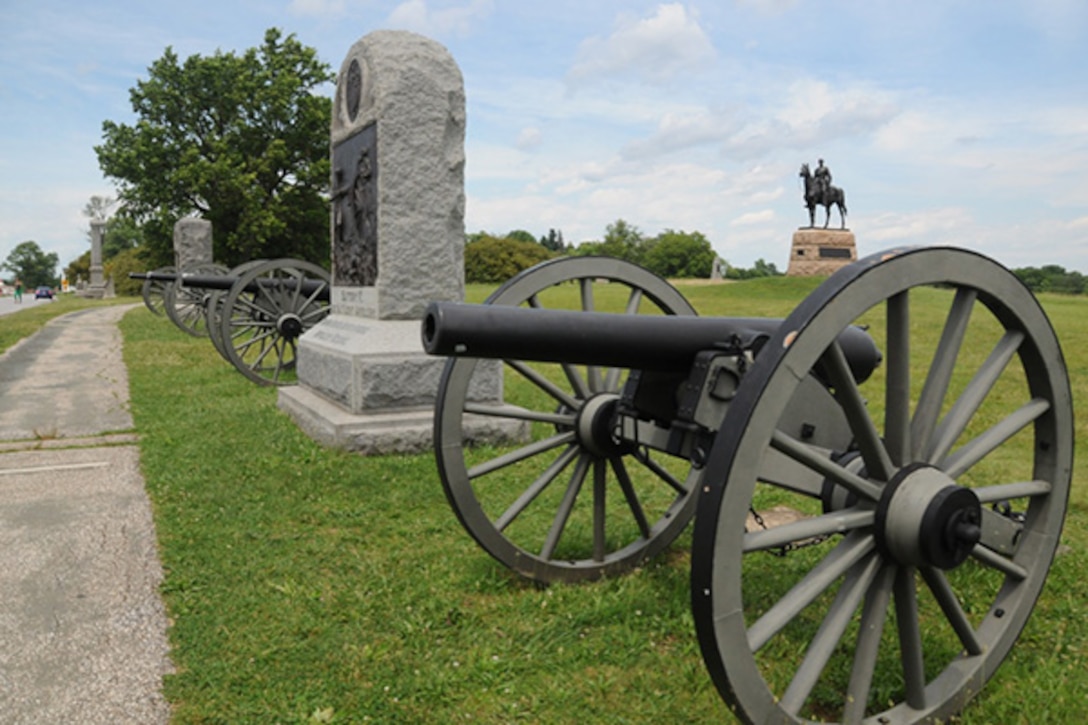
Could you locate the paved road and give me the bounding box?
[0,293,58,317]
[0,304,172,723]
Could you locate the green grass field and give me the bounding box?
[103,275,1088,723]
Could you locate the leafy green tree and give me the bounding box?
[96,28,334,269]
[641,229,715,278]
[1014,265,1085,294]
[572,219,645,263]
[539,228,565,252]
[506,229,537,244]
[64,252,91,287]
[104,247,147,297]
[601,219,644,262]
[464,234,555,283]
[3,241,60,288]
[726,258,783,280]
[102,215,144,261]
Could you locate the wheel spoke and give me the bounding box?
[633,448,688,496]
[743,508,874,553]
[885,292,912,466]
[494,446,579,531]
[770,429,882,502]
[747,531,875,652]
[843,563,896,725]
[973,479,1051,503]
[970,544,1028,581]
[919,567,983,655]
[506,360,580,411]
[467,431,576,479]
[911,288,977,459]
[580,279,604,393]
[894,566,927,711]
[942,398,1050,478]
[780,551,883,716]
[926,331,1024,465]
[464,402,576,427]
[821,342,895,482]
[612,457,651,539]
[540,455,591,560]
[593,460,606,561]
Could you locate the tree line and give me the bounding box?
[465,220,781,283]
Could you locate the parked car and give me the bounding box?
[34,286,54,299]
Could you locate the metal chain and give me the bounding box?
[747,505,831,557]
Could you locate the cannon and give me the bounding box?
[422,249,1073,724]
[131,258,331,386]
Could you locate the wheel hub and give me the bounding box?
[576,394,624,458]
[277,313,304,339]
[875,463,982,570]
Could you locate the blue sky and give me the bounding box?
[2,0,1087,277]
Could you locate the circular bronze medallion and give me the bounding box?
[346,59,362,121]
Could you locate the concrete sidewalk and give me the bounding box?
[0,305,172,723]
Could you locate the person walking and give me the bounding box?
[14,278,23,303]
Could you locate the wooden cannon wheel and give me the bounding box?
[218,258,331,386]
[164,263,229,337]
[206,260,267,362]
[434,257,702,583]
[690,247,1073,723]
[141,265,175,317]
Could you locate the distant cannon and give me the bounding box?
[131,258,331,386]
[422,250,1073,725]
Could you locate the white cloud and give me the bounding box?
[516,126,542,150]
[387,0,494,37]
[721,80,900,160]
[287,0,346,16]
[730,209,775,226]
[568,4,716,85]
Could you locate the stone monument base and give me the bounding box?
[277,315,525,455]
[787,229,857,276]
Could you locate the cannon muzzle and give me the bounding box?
[422,301,881,383]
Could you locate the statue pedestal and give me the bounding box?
[787,229,857,277]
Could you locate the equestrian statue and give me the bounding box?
[800,159,847,229]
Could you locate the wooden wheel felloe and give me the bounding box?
[164,263,228,337]
[434,257,702,583]
[691,247,1073,724]
[141,265,174,316]
[207,260,267,362]
[219,258,331,386]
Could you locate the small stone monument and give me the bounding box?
[81,220,109,298]
[279,30,517,454]
[788,160,857,276]
[173,218,214,270]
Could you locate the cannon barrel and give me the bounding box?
[422,301,882,383]
[130,271,330,301]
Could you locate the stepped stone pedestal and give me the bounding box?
[786,228,857,277]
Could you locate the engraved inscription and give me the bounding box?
[332,123,378,286]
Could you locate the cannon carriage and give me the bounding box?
[132,258,331,386]
[422,248,1073,724]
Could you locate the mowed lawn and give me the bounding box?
[118,274,1088,724]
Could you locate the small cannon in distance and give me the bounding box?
[421,250,1073,724]
[130,258,331,386]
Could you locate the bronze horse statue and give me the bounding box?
[800,163,847,229]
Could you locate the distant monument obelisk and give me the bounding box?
[279,30,520,454]
[788,160,857,276]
